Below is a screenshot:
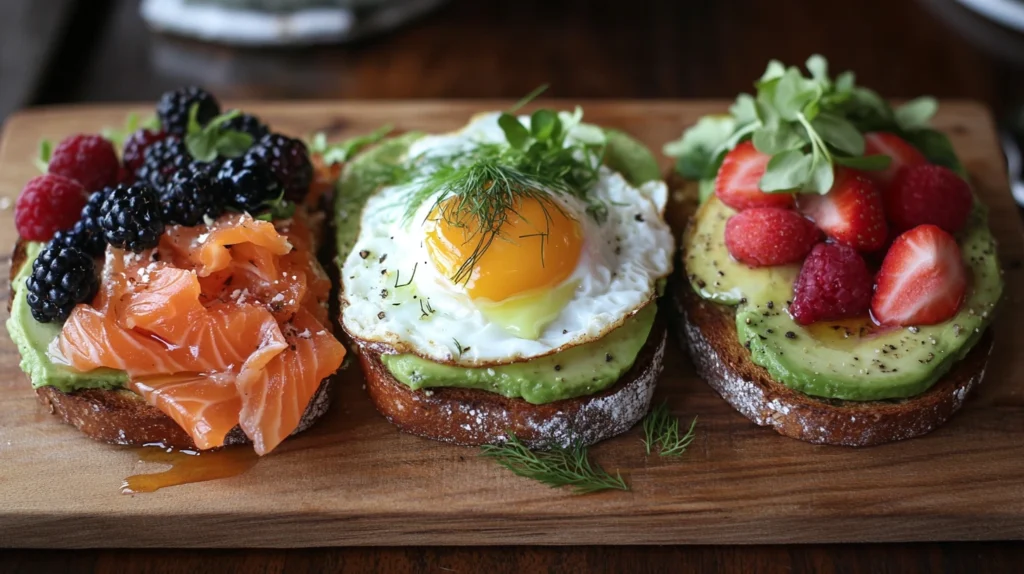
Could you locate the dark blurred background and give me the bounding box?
[4,0,1024,121]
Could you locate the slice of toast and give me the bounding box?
[9,235,333,451]
[350,311,666,449]
[667,172,995,446]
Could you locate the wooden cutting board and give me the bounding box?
[1,101,1022,549]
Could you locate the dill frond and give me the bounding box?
[400,107,606,286]
[642,401,698,457]
[481,433,628,494]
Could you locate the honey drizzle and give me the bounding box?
[121,444,259,494]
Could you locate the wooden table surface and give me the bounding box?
[4,0,1024,571]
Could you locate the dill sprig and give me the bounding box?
[642,401,698,457]
[481,433,628,494]
[402,100,606,286]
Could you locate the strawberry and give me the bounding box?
[724,208,822,267]
[797,168,888,252]
[871,225,966,327]
[885,164,972,234]
[862,132,927,186]
[714,141,795,210]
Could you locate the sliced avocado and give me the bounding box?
[5,242,127,392]
[684,197,799,306]
[382,303,657,404]
[684,196,1002,401]
[603,129,662,186]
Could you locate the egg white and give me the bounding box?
[340,113,673,366]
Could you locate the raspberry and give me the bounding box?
[135,136,192,191]
[123,129,166,173]
[223,112,269,141]
[15,174,89,241]
[885,164,972,234]
[25,242,98,323]
[156,86,221,135]
[99,183,166,252]
[246,133,313,201]
[161,162,225,225]
[47,134,120,193]
[724,208,821,267]
[217,155,285,213]
[789,243,874,325]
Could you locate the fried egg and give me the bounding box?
[341,113,673,366]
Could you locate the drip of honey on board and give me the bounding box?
[121,444,260,494]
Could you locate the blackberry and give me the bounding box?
[161,161,226,225]
[122,129,166,174]
[217,155,284,213]
[99,183,166,252]
[246,133,313,201]
[223,111,269,141]
[156,86,221,135]
[62,189,110,256]
[135,136,192,191]
[26,243,98,323]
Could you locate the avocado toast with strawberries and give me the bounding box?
[664,56,1003,446]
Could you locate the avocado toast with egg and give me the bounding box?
[6,87,347,454]
[336,106,675,448]
[664,56,1003,446]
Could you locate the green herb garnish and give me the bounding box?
[101,112,159,150]
[401,97,606,286]
[254,191,296,221]
[185,105,254,162]
[310,124,394,166]
[642,402,697,457]
[664,54,962,198]
[481,433,628,494]
[34,140,52,173]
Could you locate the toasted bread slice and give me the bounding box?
[351,311,666,449]
[667,171,994,446]
[9,237,333,451]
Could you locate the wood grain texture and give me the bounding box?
[0,101,1022,549]
[5,543,1024,574]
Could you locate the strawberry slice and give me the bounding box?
[863,132,927,186]
[871,224,966,327]
[797,168,888,252]
[714,141,795,210]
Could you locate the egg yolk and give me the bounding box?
[424,194,583,302]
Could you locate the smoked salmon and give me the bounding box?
[50,211,344,455]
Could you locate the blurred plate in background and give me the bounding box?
[141,0,447,46]
[956,0,1024,32]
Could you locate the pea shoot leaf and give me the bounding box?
[185,106,253,162]
[310,124,394,166]
[664,54,958,200]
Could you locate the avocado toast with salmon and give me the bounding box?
[6,87,346,454]
[664,56,1003,446]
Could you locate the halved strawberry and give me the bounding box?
[862,132,927,186]
[714,141,795,210]
[797,168,888,252]
[885,164,972,234]
[871,225,966,327]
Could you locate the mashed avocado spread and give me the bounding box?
[6,242,127,392]
[336,123,664,404]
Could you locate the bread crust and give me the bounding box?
[667,171,995,446]
[352,313,667,449]
[10,234,333,451]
